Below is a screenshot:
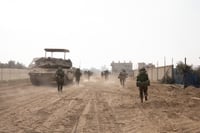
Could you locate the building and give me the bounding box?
[138,62,155,70]
[111,61,133,75]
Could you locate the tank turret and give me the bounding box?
[28,48,74,85]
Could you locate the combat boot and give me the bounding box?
[141,98,143,103]
[145,96,148,101]
[140,96,143,103]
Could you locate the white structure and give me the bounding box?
[138,62,155,70]
[111,61,133,75]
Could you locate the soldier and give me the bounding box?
[104,70,109,80]
[75,68,82,85]
[87,70,93,80]
[55,67,65,92]
[101,71,104,79]
[118,69,128,87]
[136,68,150,103]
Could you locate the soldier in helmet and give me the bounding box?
[101,71,104,79]
[85,70,92,80]
[118,69,128,87]
[136,68,150,103]
[104,70,109,80]
[75,68,82,85]
[55,67,65,92]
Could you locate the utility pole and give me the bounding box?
[157,61,159,81]
[0,62,2,81]
[184,57,186,65]
[164,56,166,82]
[183,57,187,89]
[171,58,174,83]
[79,60,81,69]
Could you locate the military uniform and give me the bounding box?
[118,69,128,87]
[75,68,82,85]
[56,67,65,92]
[136,68,150,103]
[86,71,92,80]
[101,71,104,79]
[104,70,109,80]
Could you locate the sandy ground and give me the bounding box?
[0,76,200,133]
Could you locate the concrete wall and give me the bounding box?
[111,62,133,75]
[0,68,29,81]
[133,65,173,82]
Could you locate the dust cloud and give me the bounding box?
[0,75,200,133]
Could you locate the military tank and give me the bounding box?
[28,48,74,85]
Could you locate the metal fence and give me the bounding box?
[0,68,29,81]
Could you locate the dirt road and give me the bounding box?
[0,76,200,133]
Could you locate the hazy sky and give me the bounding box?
[0,0,200,69]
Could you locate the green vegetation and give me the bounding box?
[0,60,26,69]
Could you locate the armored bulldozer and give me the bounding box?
[28,48,75,85]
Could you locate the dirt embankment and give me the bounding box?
[0,76,200,133]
